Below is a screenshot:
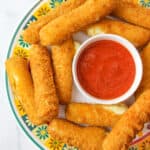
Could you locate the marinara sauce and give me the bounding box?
[77,40,136,100]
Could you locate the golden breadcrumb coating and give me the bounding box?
[48,119,107,150]
[135,43,150,97]
[66,103,128,127]
[30,45,58,123]
[40,0,116,45]
[23,0,86,44]
[5,57,42,124]
[85,18,150,47]
[113,0,150,29]
[51,39,75,104]
[103,88,150,150]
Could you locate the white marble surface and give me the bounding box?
[0,0,38,149]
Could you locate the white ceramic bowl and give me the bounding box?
[72,34,143,105]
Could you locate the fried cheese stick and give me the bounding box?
[113,1,150,29]
[30,45,58,123]
[51,39,75,104]
[66,103,128,127]
[23,0,86,44]
[74,41,81,51]
[40,0,116,45]
[48,119,107,150]
[118,0,142,6]
[135,43,150,98]
[103,89,150,150]
[85,18,150,47]
[5,57,42,124]
[119,0,150,7]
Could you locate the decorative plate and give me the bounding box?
[5,0,150,149]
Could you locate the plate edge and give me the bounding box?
[5,1,45,150]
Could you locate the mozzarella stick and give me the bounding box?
[5,57,42,124]
[30,45,58,123]
[135,43,150,97]
[74,41,81,51]
[66,103,128,127]
[102,89,150,150]
[119,0,150,7]
[51,39,75,104]
[23,0,86,44]
[85,18,150,47]
[118,0,142,6]
[48,119,107,150]
[113,1,150,29]
[40,0,116,45]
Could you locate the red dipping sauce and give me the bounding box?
[77,40,136,100]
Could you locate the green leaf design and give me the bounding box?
[50,0,64,8]
[63,144,78,150]
[129,146,138,150]
[139,0,150,7]
[36,125,49,140]
[18,36,30,48]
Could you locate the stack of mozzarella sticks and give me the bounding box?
[5,0,150,149]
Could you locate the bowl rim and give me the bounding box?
[72,34,143,105]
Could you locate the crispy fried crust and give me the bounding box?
[51,39,75,104]
[135,43,150,97]
[118,0,142,6]
[23,0,86,44]
[5,57,42,124]
[102,88,150,150]
[30,45,58,123]
[85,18,150,47]
[40,0,116,45]
[48,119,107,150]
[66,103,128,127]
[113,1,150,29]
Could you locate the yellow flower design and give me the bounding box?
[33,3,51,19]
[14,98,26,116]
[45,137,64,150]
[13,45,30,58]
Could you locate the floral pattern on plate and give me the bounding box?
[18,36,31,48]
[45,137,64,150]
[139,0,150,7]
[23,16,37,29]
[14,99,26,116]
[13,45,30,58]
[62,144,78,150]
[22,115,36,131]
[50,0,66,8]
[33,2,51,19]
[33,125,49,141]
